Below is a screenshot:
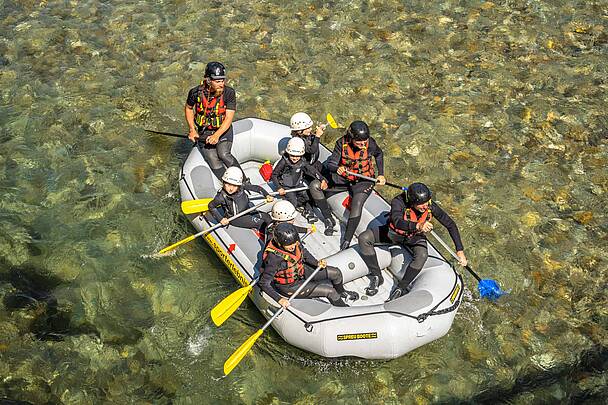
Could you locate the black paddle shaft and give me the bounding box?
[144,129,190,139]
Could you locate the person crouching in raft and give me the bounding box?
[289,112,325,171]
[265,200,314,245]
[184,61,245,181]
[271,137,336,234]
[326,120,386,249]
[208,167,274,232]
[260,223,359,308]
[357,183,467,297]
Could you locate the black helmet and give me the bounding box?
[347,120,370,141]
[204,62,226,79]
[273,222,300,246]
[407,183,432,205]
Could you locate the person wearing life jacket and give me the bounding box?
[290,112,325,171]
[265,200,313,245]
[185,62,244,180]
[357,183,467,297]
[208,167,274,232]
[259,223,358,308]
[271,137,337,235]
[326,120,386,249]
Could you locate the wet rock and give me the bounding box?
[572,211,593,225]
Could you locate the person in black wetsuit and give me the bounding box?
[260,223,358,308]
[208,167,274,232]
[185,61,244,180]
[289,112,325,171]
[264,200,314,245]
[357,182,468,297]
[326,120,386,249]
[272,137,337,234]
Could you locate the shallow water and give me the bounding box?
[0,0,606,403]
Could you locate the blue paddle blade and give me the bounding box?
[478,279,507,301]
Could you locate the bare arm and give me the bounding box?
[184,104,198,142]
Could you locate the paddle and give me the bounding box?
[326,113,340,129]
[210,226,315,326]
[144,129,190,139]
[158,201,268,255]
[181,186,309,214]
[345,171,407,191]
[223,265,324,375]
[429,230,506,301]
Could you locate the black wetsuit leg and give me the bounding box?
[398,237,428,288]
[198,127,244,180]
[342,180,374,245]
[357,224,391,278]
[229,211,272,232]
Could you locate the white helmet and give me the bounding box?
[221,166,243,186]
[290,112,313,131]
[286,137,305,156]
[271,200,297,221]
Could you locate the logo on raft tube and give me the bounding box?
[450,284,461,304]
[337,332,378,341]
[205,234,248,288]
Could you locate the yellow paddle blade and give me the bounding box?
[181,198,212,214]
[158,234,197,255]
[224,329,263,375]
[211,285,252,327]
[326,113,338,129]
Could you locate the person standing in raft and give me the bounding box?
[184,61,244,180]
[357,183,467,297]
[208,167,274,232]
[272,137,337,234]
[289,112,325,171]
[260,223,358,308]
[326,120,386,249]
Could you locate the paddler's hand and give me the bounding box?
[417,221,433,233]
[188,129,199,142]
[320,179,328,190]
[220,218,230,226]
[266,195,275,203]
[315,124,326,137]
[337,166,347,176]
[278,298,290,308]
[376,175,386,186]
[278,188,286,196]
[318,259,327,268]
[456,251,468,267]
[206,133,220,145]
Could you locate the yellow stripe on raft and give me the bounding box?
[204,233,248,288]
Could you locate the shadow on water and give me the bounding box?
[437,345,607,404]
[1,266,98,341]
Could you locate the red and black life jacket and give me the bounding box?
[263,241,305,285]
[194,84,226,130]
[340,139,374,181]
[389,206,432,237]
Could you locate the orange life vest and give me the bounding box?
[340,139,374,181]
[389,207,432,237]
[194,84,226,130]
[263,241,305,285]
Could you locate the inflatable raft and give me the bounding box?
[179,118,464,359]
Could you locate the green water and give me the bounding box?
[1,0,606,403]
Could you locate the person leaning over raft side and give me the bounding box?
[260,223,359,308]
[208,167,274,233]
[272,137,337,234]
[357,183,468,297]
[265,200,313,245]
[326,120,386,250]
[289,112,325,171]
[184,61,245,180]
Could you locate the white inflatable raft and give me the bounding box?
[179,118,464,359]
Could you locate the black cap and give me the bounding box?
[407,183,432,205]
[273,222,300,246]
[347,120,370,141]
[204,61,226,79]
